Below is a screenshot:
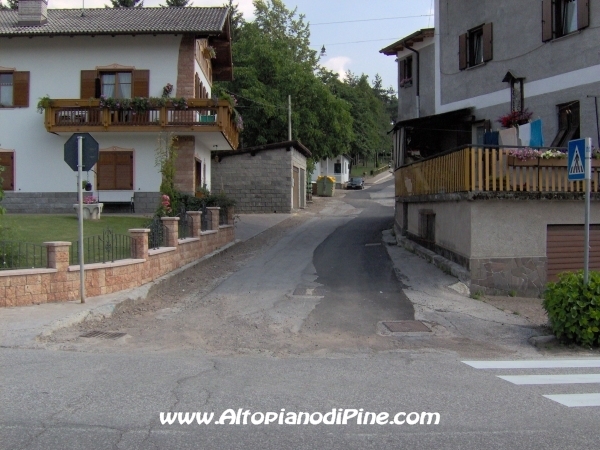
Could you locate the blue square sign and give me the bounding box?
[568,138,588,181]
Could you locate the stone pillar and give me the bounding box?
[187,211,202,237]
[44,241,72,270]
[129,228,150,259]
[207,207,220,230]
[161,217,180,247]
[173,135,196,194]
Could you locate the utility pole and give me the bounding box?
[288,95,292,141]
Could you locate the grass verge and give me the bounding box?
[0,214,151,245]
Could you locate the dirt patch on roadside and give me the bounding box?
[483,295,549,327]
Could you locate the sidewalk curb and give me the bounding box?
[388,228,471,285]
[37,240,239,339]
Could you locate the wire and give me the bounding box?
[311,14,433,26]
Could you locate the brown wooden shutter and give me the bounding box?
[577,0,589,30]
[132,70,149,97]
[458,33,467,70]
[542,0,553,41]
[12,71,29,107]
[115,153,133,190]
[97,152,116,190]
[482,23,493,62]
[0,152,14,191]
[81,70,97,99]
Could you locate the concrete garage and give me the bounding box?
[211,140,310,213]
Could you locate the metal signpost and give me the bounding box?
[64,133,99,303]
[568,137,592,284]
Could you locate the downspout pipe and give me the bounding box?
[406,45,420,118]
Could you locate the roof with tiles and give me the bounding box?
[0,7,229,37]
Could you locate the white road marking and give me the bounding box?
[543,393,600,407]
[498,374,600,385]
[463,359,600,369]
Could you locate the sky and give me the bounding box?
[49,0,435,92]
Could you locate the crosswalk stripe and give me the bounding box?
[463,359,600,369]
[498,374,600,385]
[543,393,600,407]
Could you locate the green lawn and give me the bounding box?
[0,215,151,245]
[351,164,388,178]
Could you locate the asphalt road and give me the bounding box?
[2,179,600,449]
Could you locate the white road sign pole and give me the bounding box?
[77,135,86,303]
[584,138,592,284]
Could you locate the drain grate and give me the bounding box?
[382,321,431,333]
[80,331,127,340]
[365,243,382,247]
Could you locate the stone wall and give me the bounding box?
[0,210,234,307]
[2,192,79,214]
[212,148,298,213]
[3,191,160,214]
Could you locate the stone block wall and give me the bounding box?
[212,149,295,213]
[133,192,161,214]
[0,210,235,307]
[2,192,79,213]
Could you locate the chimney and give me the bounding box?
[18,0,48,27]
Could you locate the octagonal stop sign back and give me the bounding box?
[64,133,99,172]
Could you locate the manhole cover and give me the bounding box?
[80,331,127,340]
[382,321,431,333]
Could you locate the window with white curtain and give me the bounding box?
[101,72,132,98]
[0,73,13,107]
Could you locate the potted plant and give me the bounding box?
[81,180,93,191]
[73,196,104,220]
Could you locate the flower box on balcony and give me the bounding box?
[508,156,600,168]
[200,115,216,123]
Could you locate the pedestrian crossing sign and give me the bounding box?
[568,138,589,181]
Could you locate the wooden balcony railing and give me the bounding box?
[396,146,598,197]
[44,99,239,149]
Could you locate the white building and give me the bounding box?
[312,155,351,186]
[0,1,238,213]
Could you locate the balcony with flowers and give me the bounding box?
[40,96,240,150]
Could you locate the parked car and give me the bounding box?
[347,177,365,190]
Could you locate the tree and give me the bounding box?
[0,0,18,9]
[161,0,192,6]
[214,0,353,160]
[107,0,143,7]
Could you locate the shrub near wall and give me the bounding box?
[543,271,600,347]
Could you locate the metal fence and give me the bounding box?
[201,207,211,232]
[219,207,229,226]
[70,228,133,265]
[148,216,167,249]
[0,241,48,270]
[178,205,191,239]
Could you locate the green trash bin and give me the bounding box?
[317,176,336,197]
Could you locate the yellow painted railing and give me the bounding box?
[44,99,239,149]
[395,146,597,196]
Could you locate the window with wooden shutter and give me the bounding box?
[577,0,589,30]
[542,0,553,41]
[458,33,467,70]
[81,70,98,99]
[12,71,29,107]
[97,151,133,191]
[0,152,14,191]
[132,70,149,98]
[544,0,589,41]
[482,23,493,62]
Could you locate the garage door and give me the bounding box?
[546,225,600,281]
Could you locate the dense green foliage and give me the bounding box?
[544,271,600,347]
[216,0,396,164]
[0,0,18,10]
[107,0,143,7]
[161,0,191,6]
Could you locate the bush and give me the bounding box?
[543,271,600,347]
